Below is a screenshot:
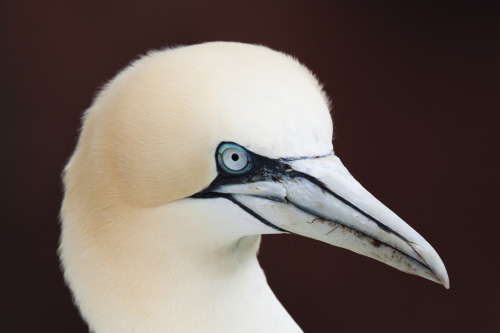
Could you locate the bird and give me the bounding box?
[59,41,449,333]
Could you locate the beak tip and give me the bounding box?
[412,244,449,290]
[435,260,450,290]
[433,269,449,289]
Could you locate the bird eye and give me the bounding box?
[217,143,253,175]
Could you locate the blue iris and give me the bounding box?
[217,143,253,175]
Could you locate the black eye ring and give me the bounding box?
[216,143,253,175]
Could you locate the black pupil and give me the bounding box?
[231,153,239,161]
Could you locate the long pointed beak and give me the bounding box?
[213,154,449,288]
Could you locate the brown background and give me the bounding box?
[2,1,499,332]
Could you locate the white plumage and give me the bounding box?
[60,42,448,332]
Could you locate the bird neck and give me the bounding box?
[60,201,302,332]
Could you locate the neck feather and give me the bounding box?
[60,199,301,332]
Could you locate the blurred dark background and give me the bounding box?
[2,1,499,332]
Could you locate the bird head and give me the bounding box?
[60,41,448,331]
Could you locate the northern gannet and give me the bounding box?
[59,42,449,333]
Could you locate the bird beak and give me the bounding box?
[211,154,449,288]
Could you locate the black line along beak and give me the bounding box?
[193,148,449,288]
